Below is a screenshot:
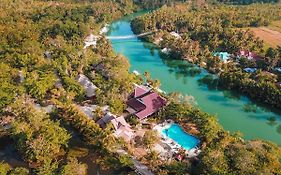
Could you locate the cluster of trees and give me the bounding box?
[158,101,281,174]
[2,97,90,174]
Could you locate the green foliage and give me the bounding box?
[118,154,133,168]
[217,0,279,5]
[198,140,281,174]
[8,98,70,164]
[164,161,190,175]
[35,160,58,175]
[0,63,19,110]
[9,167,29,175]
[143,130,159,146]
[134,0,183,9]
[59,158,87,175]
[0,162,10,175]
[24,70,57,101]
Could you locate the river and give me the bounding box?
[107,12,281,145]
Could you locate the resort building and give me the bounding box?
[238,50,261,61]
[18,70,24,83]
[34,104,54,114]
[111,116,135,142]
[97,112,117,128]
[97,113,134,142]
[126,85,167,120]
[76,74,98,98]
[213,52,231,63]
[44,51,52,59]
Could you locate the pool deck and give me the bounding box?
[153,121,201,157]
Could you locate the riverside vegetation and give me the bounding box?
[0,0,280,175]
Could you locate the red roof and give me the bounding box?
[238,50,261,61]
[127,85,167,120]
[127,98,146,112]
[134,85,149,97]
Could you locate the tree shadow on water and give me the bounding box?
[267,116,278,126]
[198,75,218,91]
[277,124,281,134]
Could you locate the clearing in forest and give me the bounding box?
[250,26,281,48]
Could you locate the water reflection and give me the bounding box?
[243,103,258,113]
[198,75,218,91]
[277,125,281,134]
[267,117,278,126]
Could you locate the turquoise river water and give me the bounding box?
[107,13,281,145]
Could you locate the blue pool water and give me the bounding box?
[162,124,200,150]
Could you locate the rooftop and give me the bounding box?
[76,74,98,98]
[127,85,167,120]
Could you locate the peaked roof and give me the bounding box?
[134,85,150,97]
[96,112,116,128]
[238,50,261,61]
[76,74,98,97]
[127,85,167,120]
[134,92,167,120]
[111,116,131,130]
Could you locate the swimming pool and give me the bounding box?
[162,124,200,150]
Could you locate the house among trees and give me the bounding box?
[126,85,167,120]
[76,74,98,98]
[111,116,135,142]
[97,113,134,142]
[97,112,116,128]
[238,50,261,61]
